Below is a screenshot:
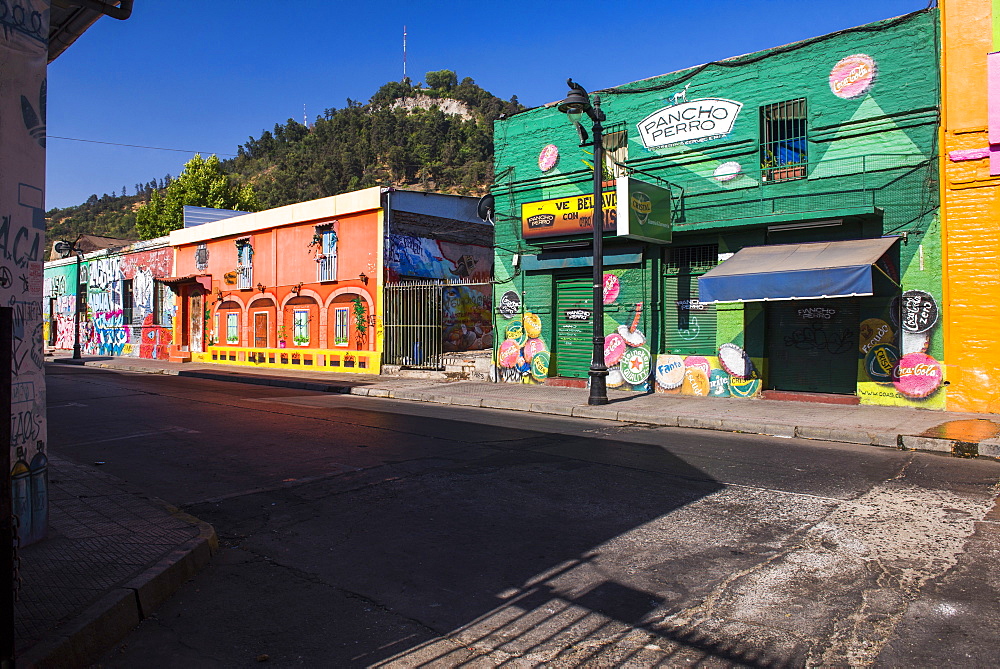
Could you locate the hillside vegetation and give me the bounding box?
[47,71,522,243]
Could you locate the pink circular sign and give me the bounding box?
[498,339,520,368]
[893,352,942,399]
[604,333,627,366]
[830,54,876,99]
[603,273,620,305]
[538,144,559,172]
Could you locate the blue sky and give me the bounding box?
[46,0,927,210]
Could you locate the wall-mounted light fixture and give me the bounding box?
[255,282,266,293]
[358,272,369,285]
[291,282,303,295]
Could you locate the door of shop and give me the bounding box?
[766,298,859,394]
[554,277,593,378]
[254,312,268,348]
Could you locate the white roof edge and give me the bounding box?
[169,187,383,246]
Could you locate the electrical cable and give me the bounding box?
[47,135,237,157]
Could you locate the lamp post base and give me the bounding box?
[588,368,609,405]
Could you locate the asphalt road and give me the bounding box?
[45,365,1000,667]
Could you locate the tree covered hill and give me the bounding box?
[46,71,523,245]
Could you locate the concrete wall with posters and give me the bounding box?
[492,10,942,407]
[3,0,49,545]
[940,0,1000,412]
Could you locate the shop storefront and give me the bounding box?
[491,9,945,408]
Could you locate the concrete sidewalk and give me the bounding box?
[14,453,217,667]
[47,353,1000,460]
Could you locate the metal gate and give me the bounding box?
[383,279,491,369]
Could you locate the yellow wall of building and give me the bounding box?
[942,0,1000,411]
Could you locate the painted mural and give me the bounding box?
[43,264,77,349]
[49,244,177,360]
[857,287,945,409]
[654,347,762,398]
[600,270,652,392]
[386,233,494,352]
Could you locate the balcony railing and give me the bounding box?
[236,265,253,289]
[316,255,336,282]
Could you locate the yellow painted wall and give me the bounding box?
[942,0,1000,411]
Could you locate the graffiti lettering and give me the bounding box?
[783,323,855,354]
[11,410,41,447]
[92,310,128,356]
[0,214,41,267]
[676,300,707,311]
[798,307,836,320]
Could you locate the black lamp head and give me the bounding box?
[558,78,592,116]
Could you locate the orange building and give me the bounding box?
[941,0,1000,411]
[166,187,492,374]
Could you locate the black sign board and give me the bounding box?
[498,291,521,318]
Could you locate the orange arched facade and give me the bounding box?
[168,188,384,373]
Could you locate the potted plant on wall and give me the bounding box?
[277,325,288,348]
[352,296,368,348]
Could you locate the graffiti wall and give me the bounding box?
[74,244,174,359]
[43,262,77,349]
[4,0,48,545]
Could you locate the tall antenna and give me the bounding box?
[303,103,307,127]
[402,25,407,81]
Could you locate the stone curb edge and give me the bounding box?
[18,499,218,668]
[48,358,996,461]
[360,389,998,461]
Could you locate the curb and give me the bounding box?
[18,501,218,668]
[47,358,996,461]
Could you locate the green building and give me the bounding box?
[491,9,944,408]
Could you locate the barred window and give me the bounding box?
[760,98,808,182]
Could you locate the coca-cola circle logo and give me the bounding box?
[498,290,521,318]
[897,290,938,334]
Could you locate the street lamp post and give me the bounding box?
[558,79,609,405]
[72,247,83,359]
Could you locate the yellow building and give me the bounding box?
[941,0,1000,412]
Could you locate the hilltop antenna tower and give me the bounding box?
[402,25,407,81]
[303,103,307,127]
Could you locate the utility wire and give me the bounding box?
[47,135,237,157]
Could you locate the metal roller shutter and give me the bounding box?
[766,298,859,394]
[555,277,594,378]
[662,273,717,356]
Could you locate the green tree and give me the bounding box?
[424,69,457,91]
[135,154,260,239]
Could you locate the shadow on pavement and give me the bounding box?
[182,418,797,667]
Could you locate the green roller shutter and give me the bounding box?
[766,298,859,394]
[662,273,717,356]
[555,277,594,378]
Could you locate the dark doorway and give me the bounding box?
[766,298,859,394]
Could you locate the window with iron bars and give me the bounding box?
[760,98,808,183]
[664,244,719,274]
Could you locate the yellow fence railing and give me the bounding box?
[195,346,381,374]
